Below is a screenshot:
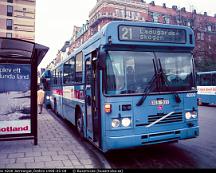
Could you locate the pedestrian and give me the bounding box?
[37,86,45,114]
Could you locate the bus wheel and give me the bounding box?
[76,110,84,138]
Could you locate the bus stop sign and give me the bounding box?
[0,38,49,145]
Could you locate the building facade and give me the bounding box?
[53,0,216,71]
[0,0,36,42]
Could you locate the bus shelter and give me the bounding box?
[0,38,49,145]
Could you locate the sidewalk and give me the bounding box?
[0,109,106,169]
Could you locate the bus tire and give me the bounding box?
[76,107,84,138]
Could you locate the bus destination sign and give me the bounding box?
[119,25,186,43]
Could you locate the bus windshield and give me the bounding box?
[105,51,194,95]
[157,52,193,91]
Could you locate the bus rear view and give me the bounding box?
[99,22,199,152]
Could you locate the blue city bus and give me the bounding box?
[40,69,52,108]
[197,71,216,105]
[49,21,199,152]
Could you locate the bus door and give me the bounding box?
[85,53,100,147]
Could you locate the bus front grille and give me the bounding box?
[148,112,183,125]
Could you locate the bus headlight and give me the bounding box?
[121,118,131,127]
[185,112,192,120]
[112,119,120,128]
[46,96,50,100]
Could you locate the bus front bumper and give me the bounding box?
[105,126,199,151]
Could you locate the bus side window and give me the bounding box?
[201,74,211,86]
[63,58,75,84]
[58,71,62,85]
[54,70,57,85]
[86,59,92,85]
[75,52,83,83]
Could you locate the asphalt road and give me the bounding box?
[104,106,216,168]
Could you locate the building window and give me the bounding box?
[153,15,158,23]
[120,10,124,18]
[187,21,191,27]
[163,16,170,24]
[6,33,12,38]
[207,25,212,32]
[7,5,13,16]
[108,12,113,16]
[197,32,204,41]
[201,33,204,40]
[208,35,211,41]
[197,33,200,40]
[6,19,13,30]
[7,0,13,3]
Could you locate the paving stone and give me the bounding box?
[5,163,26,168]
[32,147,49,152]
[73,165,85,168]
[75,154,91,159]
[84,164,97,168]
[34,155,52,162]
[8,152,25,159]
[26,162,45,168]
[42,151,58,156]
[51,154,69,161]
[47,147,64,152]
[45,161,64,168]
[16,157,34,163]
[0,153,8,159]
[67,154,78,160]
[25,151,42,157]
[57,150,74,155]
[79,159,94,165]
[71,160,82,166]
[62,160,74,167]
[0,164,6,168]
[0,158,16,164]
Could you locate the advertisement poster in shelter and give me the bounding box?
[0,64,31,135]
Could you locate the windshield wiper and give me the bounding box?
[136,58,181,107]
[136,59,159,106]
[158,59,181,103]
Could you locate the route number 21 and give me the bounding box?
[121,27,133,40]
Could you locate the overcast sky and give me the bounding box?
[35,0,216,69]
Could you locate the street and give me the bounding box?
[104,106,216,168]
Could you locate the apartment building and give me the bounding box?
[0,0,35,42]
[51,0,216,70]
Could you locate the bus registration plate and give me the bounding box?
[151,99,169,105]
